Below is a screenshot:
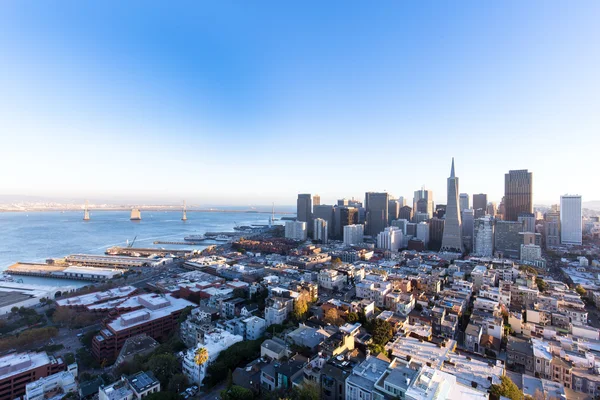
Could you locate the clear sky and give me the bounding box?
[1,1,598,206]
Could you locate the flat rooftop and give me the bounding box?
[108,294,195,332]
[56,286,137,307]
[0,352,51,381]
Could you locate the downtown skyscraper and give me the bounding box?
[504,170,533,221]
[440,158,464,253]
[365,192,389,236]
[560,195,582,245]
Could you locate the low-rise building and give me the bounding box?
[182,329,243,386]
[0,352,65,400]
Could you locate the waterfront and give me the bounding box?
[0,210,282,286]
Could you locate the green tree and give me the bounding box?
[177,306,194,323]
[490,375,524,400]
[576,284,587,297]
[167,373,188,393]
[536,278,549,293]
[145,392,179,400]
[63,353,76,365]
[346,312,359,323]
[290,382,320,400]
[371,319,393,346]
[146,354,180,387]
[220,385,254,400]
[227,369,233,389]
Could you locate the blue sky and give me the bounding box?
[0,1,598,206]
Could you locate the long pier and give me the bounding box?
[105,247,195,257]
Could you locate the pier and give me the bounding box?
[106,246,196,257]
[6,262,123,282]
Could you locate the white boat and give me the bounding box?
[214,235,231,242]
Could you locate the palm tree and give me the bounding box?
[194,347,209,365]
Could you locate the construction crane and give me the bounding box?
[127,235,137,248]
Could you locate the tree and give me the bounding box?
[536,278,549,293]
[194,347,209,365]
[220,385,254,400]
[177,306,194,323]
[145,393,179,400]
[290,382,320,400]
[414,303,423,312]
[233,288,248,299]
[292,293,309,321]
[490,375,524,400]
[371,319,393,346]
[576,284,587,297]
[146,354,180,387]
[10,307,18,314]
[346,312,359,323]
[324,309,343,326]
[167,373,188,393]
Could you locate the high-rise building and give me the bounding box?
[495,221,522,259]
[416,222,430,247]
[428,218,445,252]
[474,217,494,257]
[337,198,349,206]
[486,202,497,218]
[365,192,389,236]
[285,221,307,241]
[334,206,358,239]
[313,205,335,238]
[561,195,582,245]
[473,194,487,218]
[406,223,417,237]
[313,218,328,244]
[312,195,321,208]
[399,206,413,221]
[376,227,403,252]
[343,224,364,246]
[388,199,400,225]
[461,209,474,252]
[391,219,409,235]
[413,188,433,219]
[459,193,469,212]
[440,159,464,253]
[297,194,312,228]
[414,212,430,223]
[518,213,536,233]
[544,209,561,248]
[397,196,407,207]
[435,205,446,219]
[504,170,533,221]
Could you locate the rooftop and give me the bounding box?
[0,351,51,381]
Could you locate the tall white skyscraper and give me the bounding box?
[285,221,307,241]
[313,218,328,244]
[560,195,582,245]
[441,158,464,253]
[343,224,364,246]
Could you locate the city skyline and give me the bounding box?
[1,2,599,204]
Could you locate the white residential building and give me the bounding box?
[285,221,307,241]
[356,280,392,307]
[313,218,328,243]
[182,329,243,386]
[318,269,347,291]
[344,224,364,246]
[25,364,78,400]
[242,316,266,340]
[561,195,582,245]
[377,227,403,252]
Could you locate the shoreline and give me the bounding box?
[0,209,295,214]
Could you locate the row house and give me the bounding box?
[355,280,392,308]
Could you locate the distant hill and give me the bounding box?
[584,201,600,211]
